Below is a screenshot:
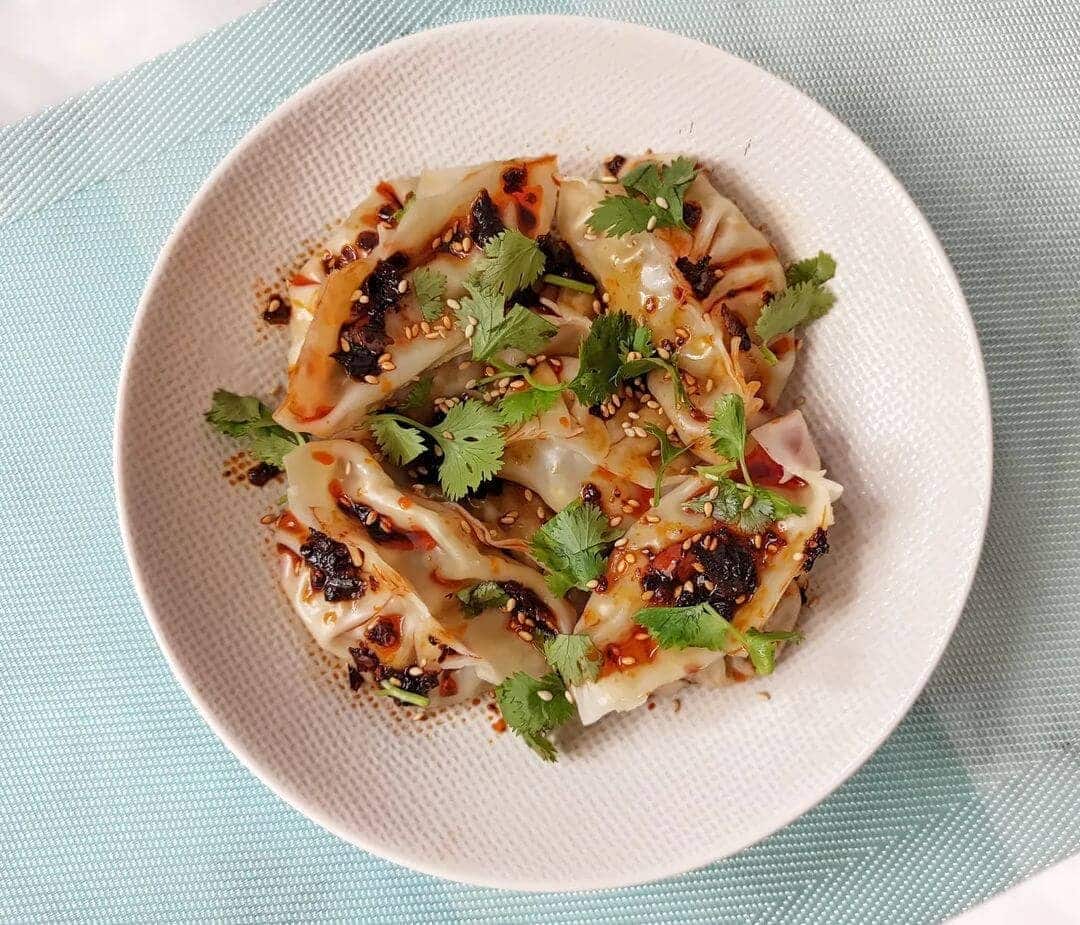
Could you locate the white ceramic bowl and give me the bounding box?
[115,16,992,891]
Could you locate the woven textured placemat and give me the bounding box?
[1,1,1077,921]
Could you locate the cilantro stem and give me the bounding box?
[542,273,595,294]
[374,680,430,707]
[739,456,753,487]
[759,344,778,366]
[475,360,568,394]
[375,411,438,441]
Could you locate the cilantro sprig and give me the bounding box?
[455,281,557,362]
[411,267,447,322]
[642,423,691,506]
[543,634,601,685]
[586,157,698,237]
[205,390,306,468]
[698,392,806,529]
[687,472,806,532]
[368,399,504,501]
[474,228,547,297]
[636,602,802,675]
[530,500,619,596]
[755,251,837,362]
[495,671,574,762]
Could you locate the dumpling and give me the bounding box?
[275,156,558,438]
[283,177,418,366]
[571,410,840,724]
[556,158,791,461]
[276,440,575,704]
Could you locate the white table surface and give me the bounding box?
[3,1,1076,920]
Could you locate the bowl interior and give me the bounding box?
[117,16,990,890]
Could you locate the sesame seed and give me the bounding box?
[442,229,454,244]
[363,374,379,384]
[517,630,533,642]
[645,514,660,524]
[464,323,476,339]
[674,326,689,339]
[408,666,423,677]
[504,598,518,612]
[600,175,618,184]
[586,579,599,590]
[703,501,714,518]
[703,579,716,591]
[425,331,441,340]
[616,560,628,575]
[536,506,546,518]
[793,552,805,561]
[602,292,611,304]
[656,347,671,360]
[539,297,559,311]
[565,690,575,703]
[592,299,602,311]
[620,656,636,666]
[397,279,409,294]
[609,516,623,527]
[461,236,473,253]
[655,195,669,209]
[442,430,454,440]
[646,215,657,232]
[692,562,706,573]
[524,489,534,501]
[627,411,640,420]
[735,594,747,604]
[537,690,554,702]
[682,580,695,594]
[339,338,351,352]
[613,537,628,548]
[742,495,754,510]
[380,360,396,371]
[388,677,402,687]
[753,534,763,548]
[705,378,715,392]
[708,487,719,500]
[446,298,461,312]
[682,539,693,551]
[634,631,650,641]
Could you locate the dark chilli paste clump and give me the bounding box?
[676,255,718,301]
[498,580,559,638]
[641,528,758,619]
[468,189,505,245]
[247,461,281,486]
[347,645,442,699]
[801,528,829,572]
[299,530,365,602]
[331,252,408,381]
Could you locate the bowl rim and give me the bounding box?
[113,13,993,892]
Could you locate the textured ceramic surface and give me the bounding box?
[116,16,991,890]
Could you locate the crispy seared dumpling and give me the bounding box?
[571,410,840,724]
[276,157,558,437]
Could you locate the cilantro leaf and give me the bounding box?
[475,229,546,297]
[755,282,836,344]
[708,393,749,483]
[499,385,560,427]
[742,628,803,675]
[495,671,574,762]
[621,156,698,229]
[585,195,660,238]
[687,473,806,532]
[530,500,618,596]
[636,603,802,675]
[755,251,838,345]
[457,581,509,616]
[369,400,504,500]
[570,312,637,406]
[205,390,305,467]
[400,376,432,411]
[543,634,601,685]
[368,415,427,466]
[411,267,447,321]
[435,400,506,500]
[587,158,699,236]
[785,251,836,287]
[642,423,691,506]
[637,602,733,650]
[456,281,556,362]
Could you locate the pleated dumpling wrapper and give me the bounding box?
[276,439,575,705]
[571,410,841,724]
[276,156,558,438]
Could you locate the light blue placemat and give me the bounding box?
[1,1,1077,921]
